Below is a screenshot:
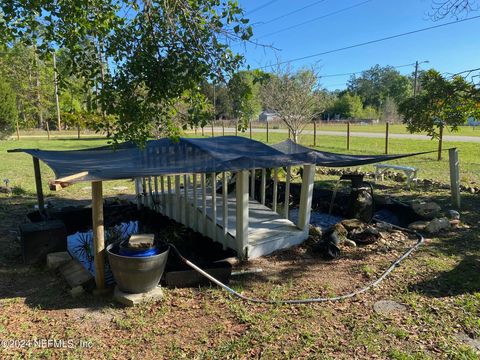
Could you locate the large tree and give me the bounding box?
[0,0,252,143]
[399,69,480,160]
[430,0,479,19]
[347,65,412,114]
[0,80,18,139]
[228,71,263,129]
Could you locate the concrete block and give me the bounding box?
[113,286,164,306]
[19,220,67,264]
[59,259,94,288]
[47,251,72,270]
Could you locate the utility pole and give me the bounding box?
[53,52,61,131]
[413,61,419,97]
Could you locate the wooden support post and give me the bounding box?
[250,168,255,200]
[192,174,198,231]
[184,175,189,226]
[202,126,204,136]
[32,157,45,212]
[249,121,252,139]
[222,121,225,136]
[235,120,238,136]
[266,121,269,143]
[222,172,228,248]
[449,148,461,209]
[313,121,317,147]
[175,175,181,222]
[347,122,350,150]
[211,121,214,137]
[260,169,266,205]
[272,168,278,213]
[284,166,291,219]
[385,122,389,155]
[201,173,207,235]
[211,173,217,240]
[297,164,315,231]
[92,181,105,290]
[236,170,249,259]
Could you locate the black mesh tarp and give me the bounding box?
[12,136,432,183]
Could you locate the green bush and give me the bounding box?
[0,80,18,139]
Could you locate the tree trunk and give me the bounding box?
[438,125,443,161]
[292,130,298,143]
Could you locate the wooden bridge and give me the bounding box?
[135,166,315,259]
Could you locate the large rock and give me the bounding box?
[412,202,442,220]
[408,220,429,231]
[425,217,451,234]
[446,209,460,220]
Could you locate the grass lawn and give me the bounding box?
[1,135,480,358]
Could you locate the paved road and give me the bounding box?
[209,127,480,143]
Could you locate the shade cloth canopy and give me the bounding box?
[12,136,432,183]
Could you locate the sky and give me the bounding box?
[234,0,480,90]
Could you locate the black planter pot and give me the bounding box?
[107,243,169,293]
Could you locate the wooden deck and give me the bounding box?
[152,189,307,259]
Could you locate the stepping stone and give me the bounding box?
[114,286,164,306]
[47,251,72,270]
[454,332,480,351]
[373,300,407,315]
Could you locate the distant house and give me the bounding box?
[467,117,479,126]
[258,111,279,122]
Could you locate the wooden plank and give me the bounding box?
[260,168,266,205]
[272,168,278,213]
[92,181,105,290]
[134,178,142,209]
[236,170,249,259]
[184,174,190,226]
[160,176,165,212]
[147,176,153,208]
[51,171,89,189]
[154,176,159,209]
[211,173,217,241]
[201,173,207,234]
[175,175,181,222]
[250,168,255,199]
[167,176,172,217]
[192,174,198,231]
[297,164,315,231]
[284,166,291,219]
[142,177,147,207]
[449,148,461,209]
[222,172,228,248]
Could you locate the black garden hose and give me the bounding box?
[167,221,424,304]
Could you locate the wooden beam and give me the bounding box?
[201,173,207,235]
[160,175,165,212]
[134,178,142,209]
[49,171,89,190]
[297,164,315,231]
[192,174,198,231]
[184,174,190,226]
[92,181,105,290]
[32,157,45,211]
[250,168,255,199]
[236,170,249,259]
[167,176,172,217]
[175,175,181,222]
[449,148,461,209]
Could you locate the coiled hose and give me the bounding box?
[168,221,424,304]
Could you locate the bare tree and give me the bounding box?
[430,0,479,20]
[261,64,320,143]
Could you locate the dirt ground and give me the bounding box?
[1,185,479,359]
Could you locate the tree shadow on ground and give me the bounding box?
[409,254,480,297]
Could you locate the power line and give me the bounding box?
[256,0,329,27]
[319,63,416,78]
[255,15,480,70]
[246,0,281,15]
[257,0,373,39]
